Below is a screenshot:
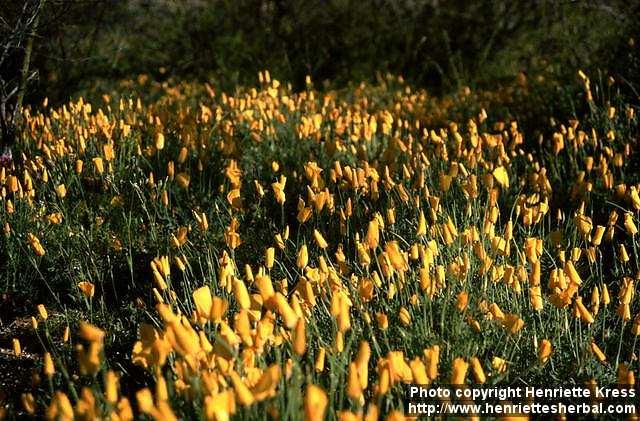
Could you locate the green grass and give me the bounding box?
[0,69,639,419]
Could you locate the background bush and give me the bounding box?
[18,0,639,105]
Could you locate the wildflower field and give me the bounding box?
[1,68,639,419]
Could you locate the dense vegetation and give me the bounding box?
[2,0,637,103]
[0,66,639,418]
[1,1,640,419]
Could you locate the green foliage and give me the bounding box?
[25,0,639,106]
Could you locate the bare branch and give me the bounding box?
[14,0,46,123]
[0,0,46,151]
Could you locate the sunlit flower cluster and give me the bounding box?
[2,70,639,419]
